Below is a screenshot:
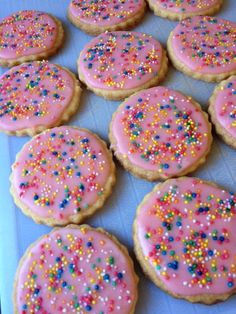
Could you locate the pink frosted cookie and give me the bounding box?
[167,16,236,82]
[78,31,168,100]
[133,177,236,304]
[14,224,138,313]
[10,126,116,226]
[0,61,81,136]
[68,0,146,35]
[109,86,212,181]
[208,76,236,149]
[147,0,223,21]
[0,10,64,67]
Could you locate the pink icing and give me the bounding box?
[111,86,210,177]
[0,61,75,132]
[16,226,137,313]
[151,0,220,14]
[12,126,112,222]
[213,76,236,138]
[79,31,163,90]
[136,177,236,295]
[69,0,144,26]
[0,10,58,60]
[170,16,236,74]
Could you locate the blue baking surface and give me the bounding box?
[0,1,236,313]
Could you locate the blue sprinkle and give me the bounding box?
[208,250,214,256]
[103,274,110,281]
[94,284,100,290]
[34,288,40,295]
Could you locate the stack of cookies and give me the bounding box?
[0,0,235,313]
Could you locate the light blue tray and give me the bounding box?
[0,1,236,313]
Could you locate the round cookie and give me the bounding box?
[133,177,236,304]
[68,0,146,35]
[109,86,212,181]
[10,126,116,226]
[78,31,168,100]
[167,16,236,82]
[0,61,82,136]
[0,10,64,67]
[208,76,236,149]
[13,224,138,313]
[147,0,223,21]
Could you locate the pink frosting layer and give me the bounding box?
[136,177,236,295]
[111,86,210,177]
[12,126,111,222]
[0,10,58,59]
[170,16,236,74]
[151,0,220,14]
[69,0,144,26]
[0,61,74,132]
[16,226,136,313]
[79,31,163,90]
[213,76,236,138]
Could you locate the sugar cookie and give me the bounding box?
[14,224,138,313]
[109,86,212,181]
[78,31,168,100]
[147,0,223,21]
[10,126,116,226]
[68,0,146,35]
[0,10,64,67]
[134,177,236,304]
[0,61,81,136]
[209,76,236,149]
[167,16,236,82]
